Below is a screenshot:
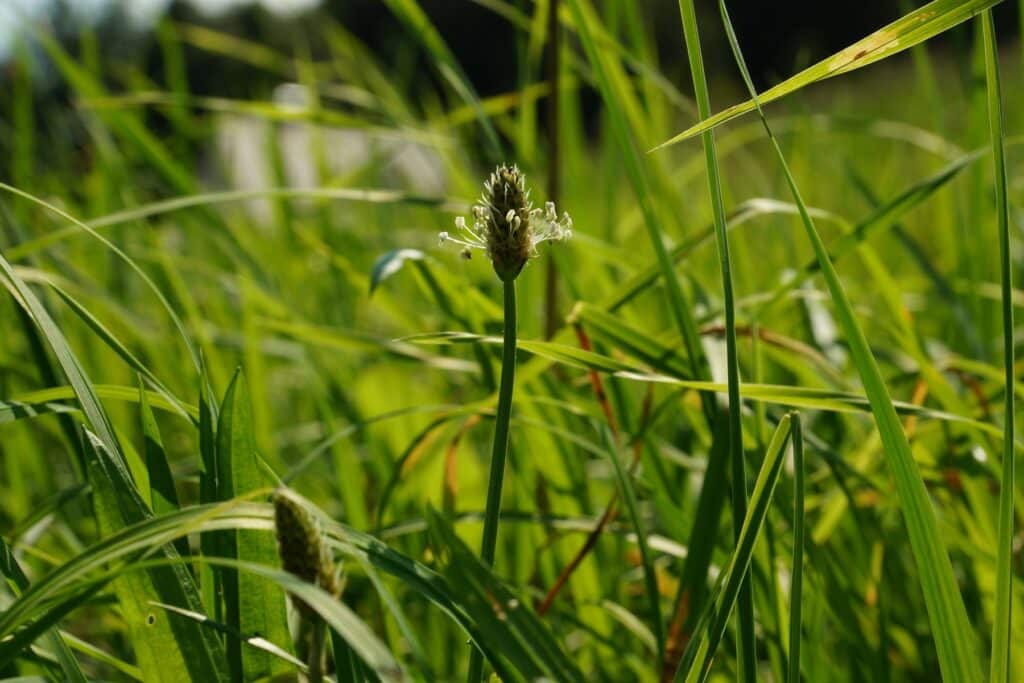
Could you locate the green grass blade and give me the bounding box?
[981,9,1015,682]
[0,247,123,464]
[81,428,229,682]
[7,295,89,473]
[149,601,305,674]
[49,284,190,419]
[380,0,504,161]
[215,369,292,681]
[0,183,202,374]
[427,507,584,682]
[138,377,191,562]
[565,0,715,424]
[654,0,1004,150]
[675,414,793,682]
[0,539,87,682]
[674,3,754,679]
[787,415,805,683]
[711,4,984,680]
[600,423,664,659]
[330,626,369,683]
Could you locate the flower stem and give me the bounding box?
[467,278,517,681]
[306,617,325,683]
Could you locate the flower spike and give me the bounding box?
[441,164,572,281]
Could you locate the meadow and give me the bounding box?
[0,1,1021,681]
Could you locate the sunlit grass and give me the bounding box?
[0,1,1020,681]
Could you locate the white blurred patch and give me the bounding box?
[259,0,322,18]
[0,0,54,62]
[214,83,446,227]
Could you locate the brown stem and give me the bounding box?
[443,414,481,515]
[542,0,562,339]
[537,374,652,616]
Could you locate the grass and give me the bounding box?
[0,0,1021,681]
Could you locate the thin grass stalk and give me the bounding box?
[675,414,794,682]
[466,279,517,682]
[981,9,1015,682]
[564,0,716,425]
[598,421,664,659]
[543,0,562,339]
[307,619,326,683]
[787,414,804,683]
[675,2,754,680]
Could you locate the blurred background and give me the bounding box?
[1,2,1023,681]
[3,0,1021,216]
[3,1,1021,109]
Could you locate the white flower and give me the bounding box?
[440,165,572,281]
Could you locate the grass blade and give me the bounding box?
[0,248,123,464]
[674,3,754,679]
[215,369,292,681]
[81,428,228,682]
[139,377,190,561]
[654,0,1004,150]
[565,0,716,426]
[675,414,794,682]
[426,508,584,683]
[787,415,805,683]
[981,9,1016,682]
[599,424,664,659]
[708,4,985,680]
[0,539,87,682]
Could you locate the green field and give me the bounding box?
[1,1,1022,681]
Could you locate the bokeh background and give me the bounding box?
[1,2,1022,681]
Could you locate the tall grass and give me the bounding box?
[0,1,1020,681]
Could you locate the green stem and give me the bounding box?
[982,10,1015,682]
[543,0,562,339]
[787,414,804,683]
[307,617,326,683]
[676,2,753,680]
[467,278,518,682]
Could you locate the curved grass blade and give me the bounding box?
[19,555,409,683]
[0,247,123,463]
[265,318,476,374]
[787,415,805,683]
[401,330,1021,441]
[426,508,584,683]
[674,4,753,677]
[215,370,292,680]
[149,601,307,673]
[565,0,716,425]
[0,502,486,683]
[599,424,664,659]
[675,414,793,682]
[0,539,87,682]
[7,187,466,262]
[369,249,425,295]
[714,4,984,680]
[49,284,191,419]
[0,183,202,375]
[6,282,89,472]
[2,385,196,424]
[81,428,228,682]
[653,0,1004,151]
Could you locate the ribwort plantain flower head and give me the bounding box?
[273,489,339,619]
[440,164,572,281]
